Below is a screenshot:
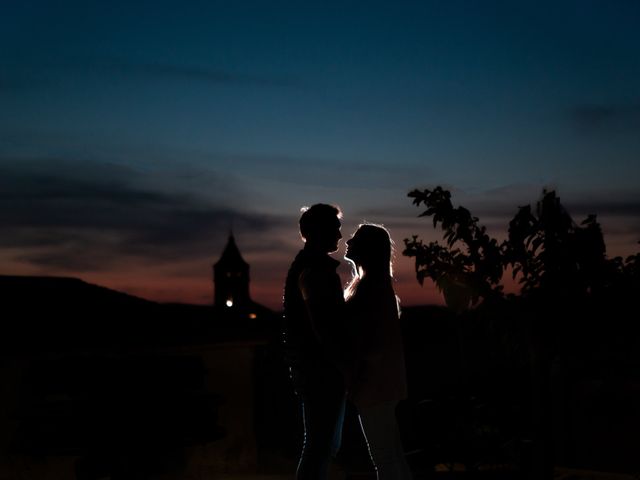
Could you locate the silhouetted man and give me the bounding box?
[283,204,347,480]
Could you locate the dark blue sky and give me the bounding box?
[2,1,639,307]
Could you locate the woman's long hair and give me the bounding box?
[345,223,395,301]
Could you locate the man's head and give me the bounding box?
[299,203,342,253]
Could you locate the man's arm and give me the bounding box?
[298,267,345,363]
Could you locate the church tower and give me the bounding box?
[213,234,250,309]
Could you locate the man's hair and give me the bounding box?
[299,203,342,241]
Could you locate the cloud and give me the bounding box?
[0,56,301,94]
[115,60,300,88]
[198,151,434,190]
[473,185,640,222]
[566,199,640,218]
[402,184,640,221]
[570,103,640,133]
[366,184,640,242]
[61,56,300,88]
[0,157,286,271]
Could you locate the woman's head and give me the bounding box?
[345,223,394,277]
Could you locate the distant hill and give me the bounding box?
[0,275,278,354]
[1,274,156,307]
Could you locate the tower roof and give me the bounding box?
[214,234,249,269]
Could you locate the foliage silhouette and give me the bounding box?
[404,186,639,310]
[403,186,504,312]
[402,186,640,477]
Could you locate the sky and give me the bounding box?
[1,1,639,310]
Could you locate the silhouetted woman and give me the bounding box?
[344,224,413,480]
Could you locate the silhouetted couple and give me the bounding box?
[283,204,412,480]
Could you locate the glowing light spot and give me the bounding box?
[226,299,233,307]
[249,313,257,319]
